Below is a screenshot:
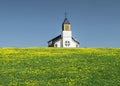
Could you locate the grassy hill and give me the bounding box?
[0,48,120,86]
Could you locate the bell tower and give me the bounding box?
[62,13,71,31]
[61,13,72,47]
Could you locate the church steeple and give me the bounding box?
[48,13,79,47]
[62,13,71,31]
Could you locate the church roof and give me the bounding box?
[72,37,80,44]
[48,35,61,43]
[62,18,70,24]
[48,35,80,44]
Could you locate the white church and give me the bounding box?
[48,16,80,47]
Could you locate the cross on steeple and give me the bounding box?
[62,12,71,31]
[65,12,67,18]
[63,12,70,24]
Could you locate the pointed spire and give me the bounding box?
[63,12,70,24]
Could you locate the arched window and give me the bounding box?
[65,41,70,46]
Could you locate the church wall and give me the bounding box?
[71,39,79,47]
[54,39,62,47]
[62,31,77,47]
[62,37,79,47]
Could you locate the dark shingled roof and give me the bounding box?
[62,18,70,24]
[72,37,80,44]
[48,35,61,43]
[48,35,80,44]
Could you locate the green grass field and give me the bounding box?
[0,48,120,86]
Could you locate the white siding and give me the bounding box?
[71,39,79,47]
[54,39,62,47]
[61,31,79,47]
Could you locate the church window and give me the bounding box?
[65,41,70,46]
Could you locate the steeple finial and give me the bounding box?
[65,12,67,18]
[62,12,70,24]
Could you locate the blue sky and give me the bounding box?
[0,0,120,47]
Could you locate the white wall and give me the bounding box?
[71,39,79,47]
[61,31,79,47]
[54,39,62,47]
